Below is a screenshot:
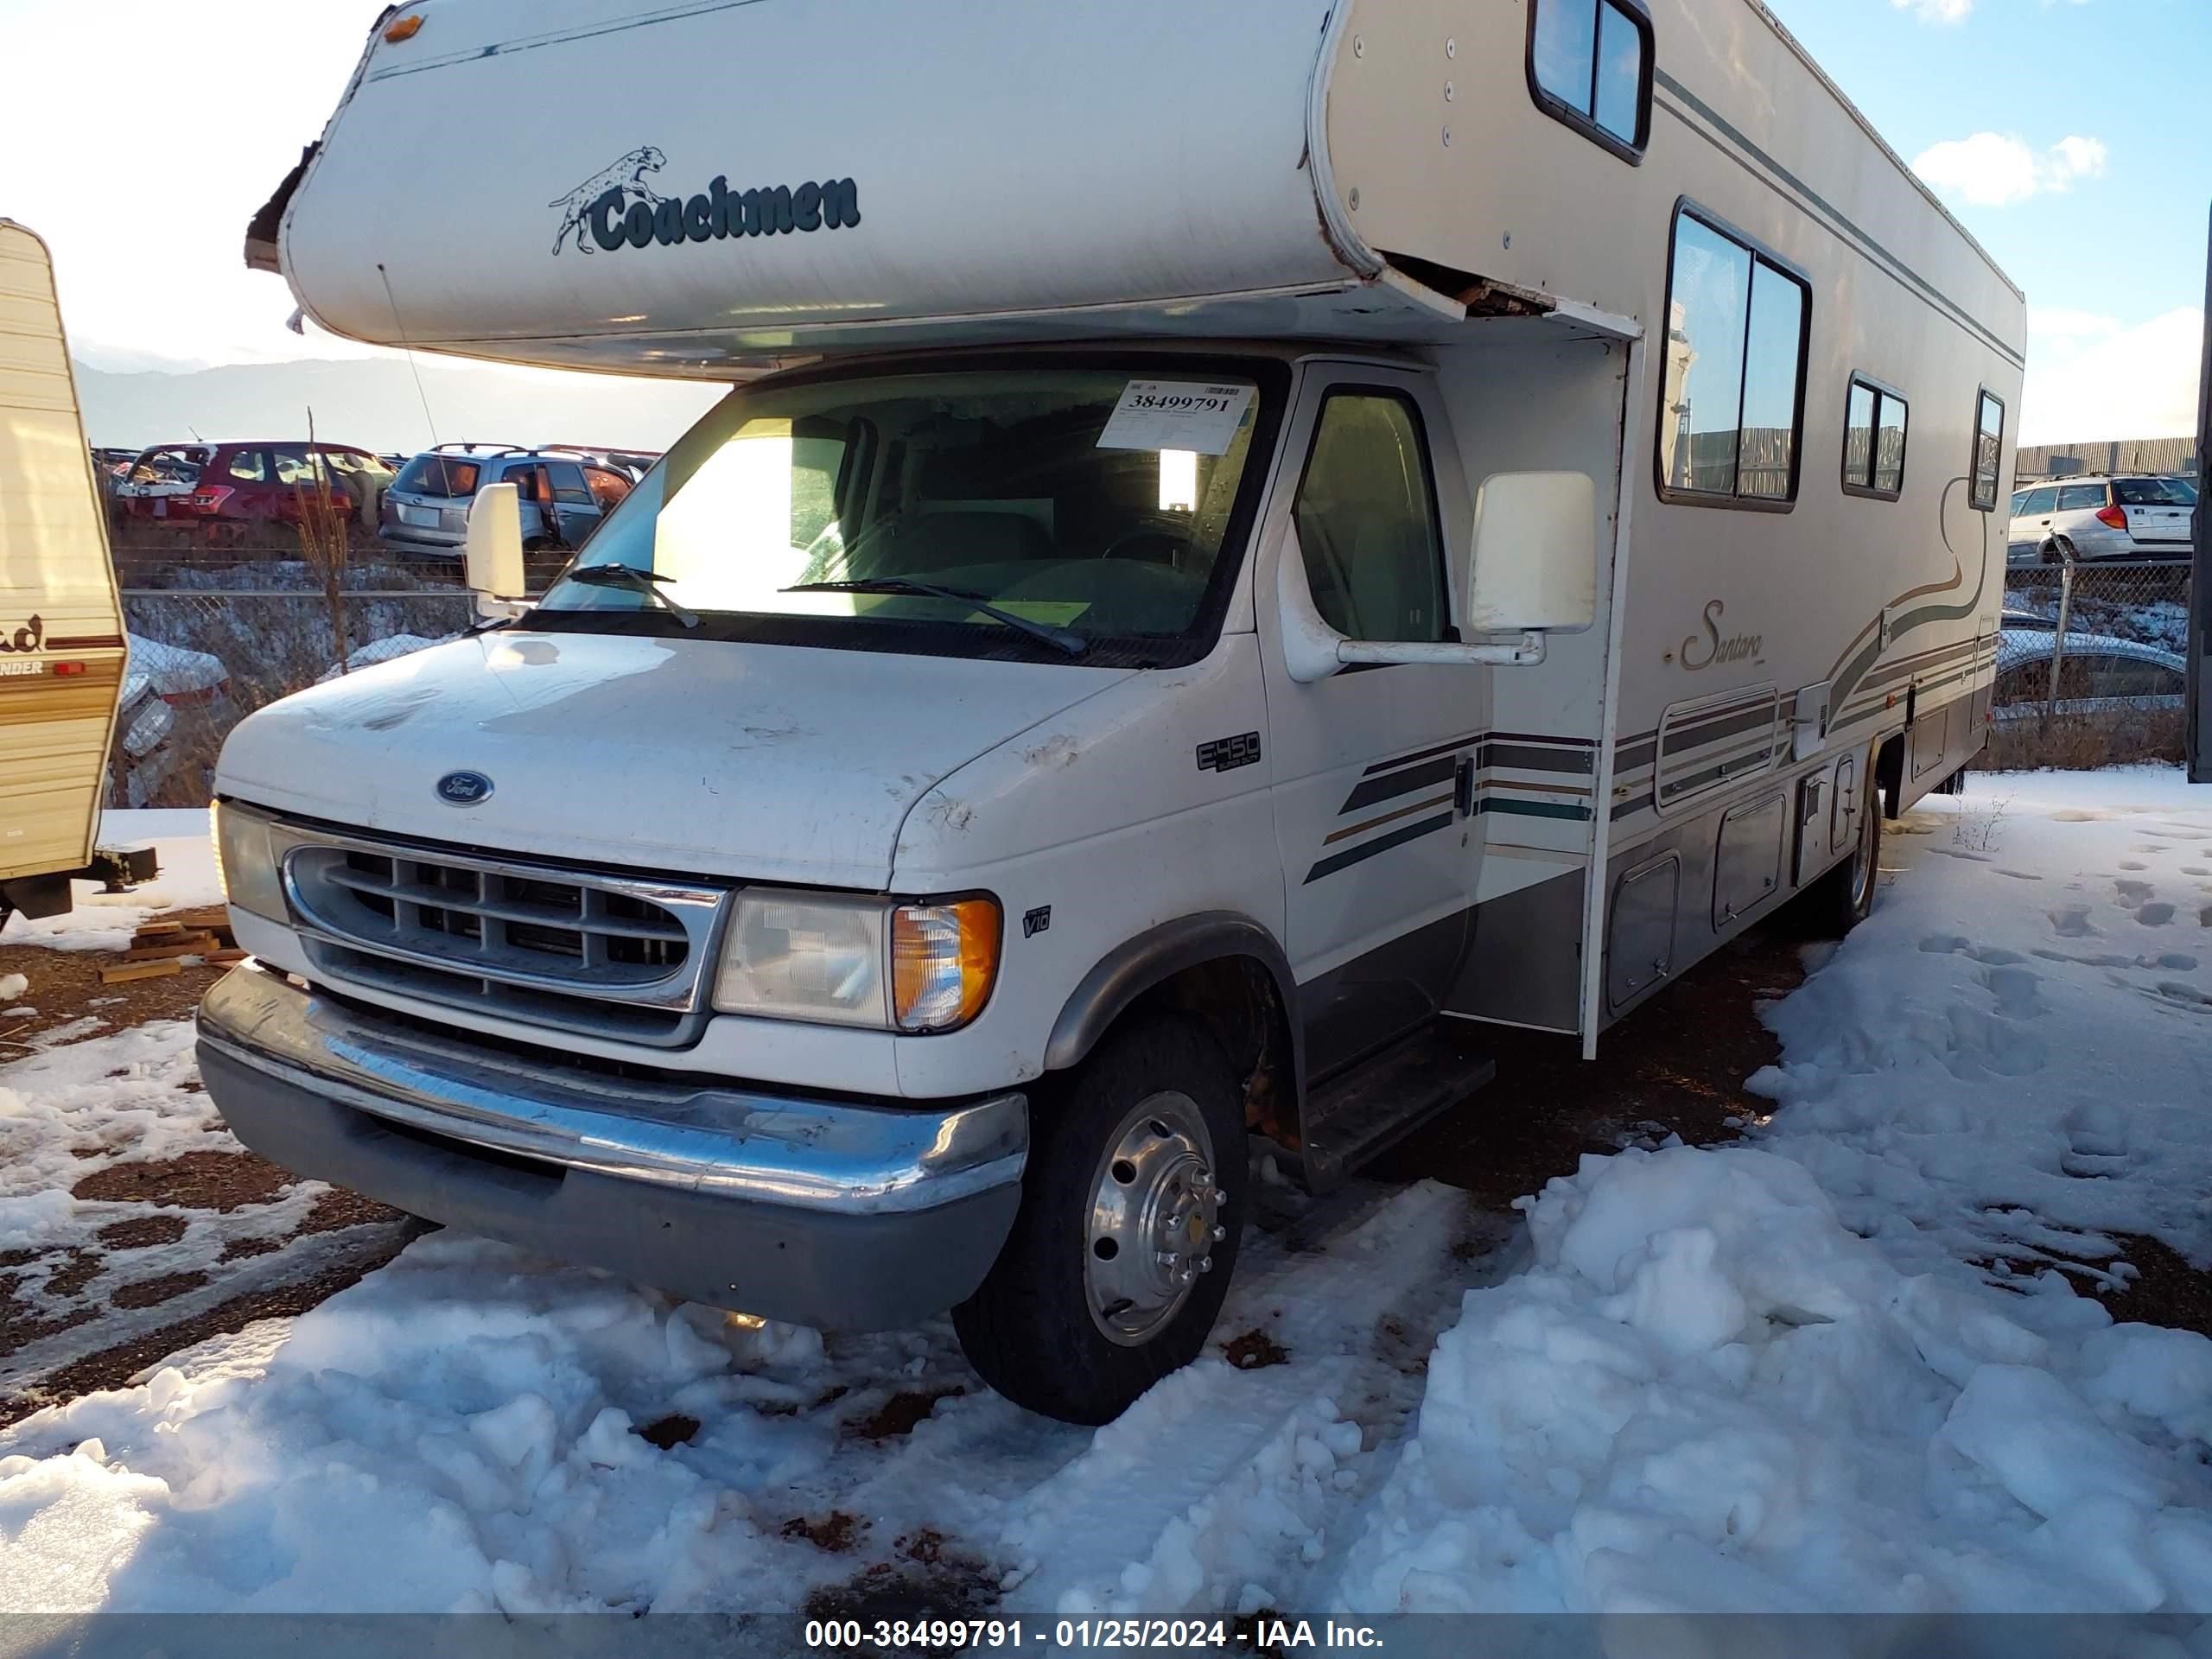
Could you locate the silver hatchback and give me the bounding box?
[378,446,637,560]
[2006,474,2196,565]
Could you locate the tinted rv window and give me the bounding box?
[1529,0,1651,156]
[1972,390,2005,511]
[1657,208,1809,508]
[1843,377,1909,501]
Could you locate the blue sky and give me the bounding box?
[1765,0,2207,441]
[0,0,2199,445]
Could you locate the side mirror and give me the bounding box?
[465,481,525,600]
[1466,472,1598,635]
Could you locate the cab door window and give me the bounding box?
[1293,391,1449,644]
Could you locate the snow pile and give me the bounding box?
[1337,1145,2212,1613]
[1340,768,2212,1615]
[10,809,222,953]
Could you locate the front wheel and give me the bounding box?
[952,1014,1246,1425]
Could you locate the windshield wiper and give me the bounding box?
[782,578,1088,657]
[563,563,699,628]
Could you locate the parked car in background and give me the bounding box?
[113,632,236,807]
[113,443,215,516]
[124,442,392,539]
[2006,474,2196,565]
[378,443,637,558]
[1992,626,2188,719]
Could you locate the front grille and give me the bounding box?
[283,835,727,1047]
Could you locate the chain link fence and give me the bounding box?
[1993,556,2192,771]
[111,525,484,809]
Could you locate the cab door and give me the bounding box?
[1256,366,1482,1077]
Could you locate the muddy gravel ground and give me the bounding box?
[0,934,419,1426]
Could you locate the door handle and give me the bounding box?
[1454,754,1475,817]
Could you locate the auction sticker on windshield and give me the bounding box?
[1096,381,1255,456]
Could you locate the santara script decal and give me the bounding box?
[1681,600,1763,671]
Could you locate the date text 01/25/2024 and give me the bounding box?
[801,1617,1388,1650]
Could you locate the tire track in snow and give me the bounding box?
[988,1179,1498,1618]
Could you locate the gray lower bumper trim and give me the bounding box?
[198,965,1027,1212]
[195,967,1029,1329]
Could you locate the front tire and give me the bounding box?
[952,1014,1246,1425]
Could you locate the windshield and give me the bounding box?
[532,362,1280,665]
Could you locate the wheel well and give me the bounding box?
[1122,957,1299,1149]
[1875,732,1907,818]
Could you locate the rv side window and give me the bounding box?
[1842,375,1909,501]
[1971,389,2005,511]
[1656,207,1809,509]
[1529,0,1653,159]
[1294,391,1449,645]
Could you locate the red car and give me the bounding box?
[131,442,393,539]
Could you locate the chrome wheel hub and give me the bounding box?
[1085,1091,1225,1345]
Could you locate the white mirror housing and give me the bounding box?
[465,481,526,601]
[1467,471,1599,636]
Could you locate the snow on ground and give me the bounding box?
[0,1179,1491,1613]
[0,1013,416,1400]
[12,810,220,954]
[2,769,2210,1617]
[1335,767,2212,1615]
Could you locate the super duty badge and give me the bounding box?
[1196,733,1262,773]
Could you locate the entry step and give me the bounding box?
[1301,1025,1496,1190]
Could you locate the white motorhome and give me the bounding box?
[0,220,137,928]
[204,0,2024,1421]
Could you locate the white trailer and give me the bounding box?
[206,0,2024,1421]
[0,219,135,928]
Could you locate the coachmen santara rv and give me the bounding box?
[0,219,140,931]
[204,0,2024,1422]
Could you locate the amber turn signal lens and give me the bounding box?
[384,15,424,43]
[891,899,1000,1033]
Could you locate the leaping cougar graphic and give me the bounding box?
[550,146,668,255]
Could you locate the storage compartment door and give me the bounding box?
[1713,791,1787,929]
[1607,854,1680,1010]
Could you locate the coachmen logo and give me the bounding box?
[0,614,43,655]
[550,145,860,257]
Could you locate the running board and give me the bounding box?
[1300,1025,1496,1192]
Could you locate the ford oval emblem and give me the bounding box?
[435,770,494,807]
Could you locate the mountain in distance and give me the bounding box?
[74,354,726,456]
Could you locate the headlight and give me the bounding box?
[712,892,1000,1033]
[212,800,287,923]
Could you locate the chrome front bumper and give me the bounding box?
[197,965,1029,1328]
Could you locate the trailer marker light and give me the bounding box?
[384,15,423,42]
[51,660,86,676]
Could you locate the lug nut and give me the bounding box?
[1197,1255,1213,1274]
[1155,1249,1180,1269]
[1211,1224,1227,1242]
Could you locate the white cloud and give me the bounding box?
[2046,135,2107,187]
[1891,0,1973,21]
[2028,308,2124,343]
[1910,131,2107,207]
[2021,308,2204,446]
